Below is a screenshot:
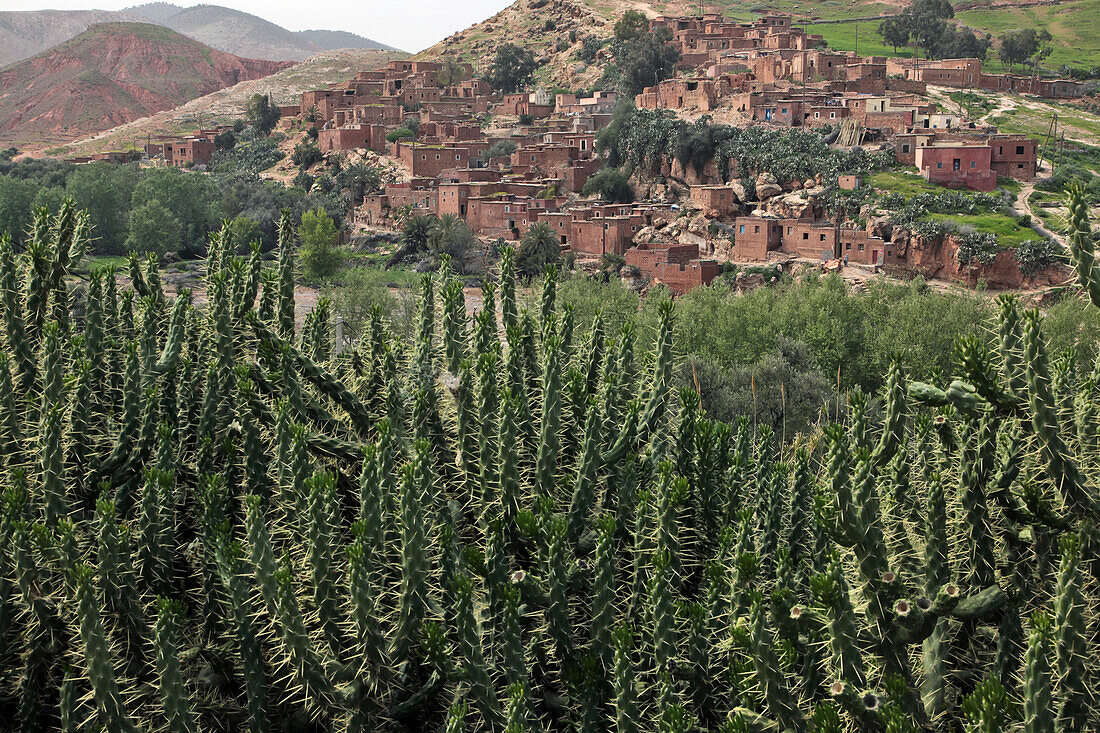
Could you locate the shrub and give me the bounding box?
[955,229,1001,266]
[385,128,415,143]
[516,221,560,277]
[486,139,518,159]
[298,208,345,280]
[291,139,323,171]
[124,199,181,257]
[1015,237,1063,275]
[582,168,634,203]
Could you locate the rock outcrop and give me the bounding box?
[889,229,1069,289]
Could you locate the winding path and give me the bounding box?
[1012,178,1067,246]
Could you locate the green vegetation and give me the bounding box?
[516,220,561,277]
[244,92,281,136]
[598,104,894,187]
[870,170,939,197]
[485,42,538,94]
[958,0,1100,71]
[385,127,416,143]
[942,212,1043,247]
[0,130,353,256]
[298,208,345,281]
[582,167,635,203]
[597,14,682,95]
[3,194,1100,730]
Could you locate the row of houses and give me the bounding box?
[649,13,1083,99]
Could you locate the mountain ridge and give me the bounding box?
[0,5,397,68]
[0,22,292,147]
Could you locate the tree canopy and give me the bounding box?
[485,43,538,94]
[245,93,281,136]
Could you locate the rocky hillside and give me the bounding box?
[50,47,406,159]
[416,0,626,88]
[0,22,291,147]
[0,5,396,68]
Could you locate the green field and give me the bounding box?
[942,211,1043,246]
[957,0,1100,70]
[807,19,917,59]
[803,0,1100,70]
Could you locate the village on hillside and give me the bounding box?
[72,11,1087,293]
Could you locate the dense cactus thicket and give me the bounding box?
[0,193,1099,733]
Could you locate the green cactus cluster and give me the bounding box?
[0,195,1098,732]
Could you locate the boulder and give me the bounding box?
[734,270,767,292]
[679,230,707,247]
[687,214,710,236]
[756,182,783,200]
[729,179,747,202]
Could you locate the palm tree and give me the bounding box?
[516,221,560,278]
[387,214,435,267]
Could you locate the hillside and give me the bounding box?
[0,6,396,68]
[415,0,622,88]
[418,0,1099,82]
[0,22,291,147]
[0,9,149,67]
[49,47,407,158]
[297,29,398,52]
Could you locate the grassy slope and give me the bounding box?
[870,170,1041,245]
[800,0,1100,70]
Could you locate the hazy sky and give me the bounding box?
[8,0,514,52]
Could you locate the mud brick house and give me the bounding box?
[690,185,737,215]
[915,143,997,191]
[886,57,1083,99]
[392,141,472,177]
[988,134,1038,180]
[164,137,214,167]
[838,174,862,190]
[636,78,730,112]
[568,216,641,256]
[733,215,891,265]
[733,216,784,260]
[555,91,618,116]
[500,90,555,117]
[319,124,388,154]
[625,243,720,294]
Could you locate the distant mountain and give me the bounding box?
[129,4,399,59]
[0,22,291,147]
[0,9,148,67]
[124,2,185,23]
[0,5,398,68]
[297,29,396,52]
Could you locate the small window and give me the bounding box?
[970,161,976,168]
[820,234,827,242]
[754,225,760,233]
[802,232,809,240]
[739,224,745,234]
[858,243,865,252]
[1016,145,1024,155]
[936,161,943,170]
[845,242,852,250]
[902,144,911,153]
